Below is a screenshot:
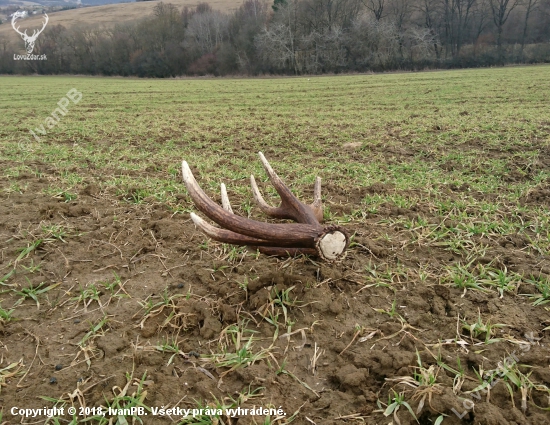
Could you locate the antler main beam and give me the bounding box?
[181,152,349,261]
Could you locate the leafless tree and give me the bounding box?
[363,0,386,20]
[440,0,475,57]
[348,13,400,68]
[455,0,477,54]
[489,0,521,61]
[0,35,10,54]
[405,26,439,61]
[255,0,301,73]
[388,0,410,31]
[186,10,230,54]
[300,26,348,71]
[300,0,362,33]
[471,0,491,49]
[415,0,442,59]
[387,0,410,57]
[256,23,299,72]
[230,0,269,72]
[520,0,540,60]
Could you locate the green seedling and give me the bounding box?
[383,390,418,424]
[15,239,43,265]
[72,284,102,308]
[479,267,519,297]
[461,313,506,344]
[42,224,68,242]
[373,299,401,319]
[154,337,186,365]
[522,275,550,306]
[79,316,109,347]
[14,280,61,309]
[0,303,15,325]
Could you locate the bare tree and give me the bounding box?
[415,0,441,59]
[301,0,362,33]
[386,0,410,58]
[489,0,521,61]
[255,0,300,73]
[300,26,348,71]
[520,0,539,60]
[348,13,400,68]
[388,0,410,31]
[229,0,269,72]
[471,0,491,50]
[255,23,294,71]
[363,0,386,20]
[440,0,477,57]
[406,26,439,61]
[143,2,183,53]
[455,0,477,54]
[0,35,10,54]
[441,0,454,57]
[186,10,230,54]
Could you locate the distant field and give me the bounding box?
[0,0,240,41]
[0,67,550,424]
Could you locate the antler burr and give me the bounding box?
[181,152,349,261]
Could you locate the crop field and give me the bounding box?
[0,67,550,425]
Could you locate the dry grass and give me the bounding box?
[0,0,241,40]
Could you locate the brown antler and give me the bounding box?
[181,152,349,261]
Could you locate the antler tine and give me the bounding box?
[253,154,323,223]
[182,160,320,246]
[310,176,323,222]
[250,174,295,220]
[313,176,321,203]
[257,152,319,225]
[190,213,311,248]
[220,183,233,213]
[182,155,350,261]
[191,213,265,245]
[257,151,301,208]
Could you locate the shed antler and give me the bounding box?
[181,152,349,261]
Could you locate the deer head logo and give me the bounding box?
[12,12,49,54]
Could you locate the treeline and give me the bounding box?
[2,0,550,76]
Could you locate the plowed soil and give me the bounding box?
[1,69,550,425]
[1,160,549,425]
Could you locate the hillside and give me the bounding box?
[0,0,241,41]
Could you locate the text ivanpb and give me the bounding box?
[29,88,82,142]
